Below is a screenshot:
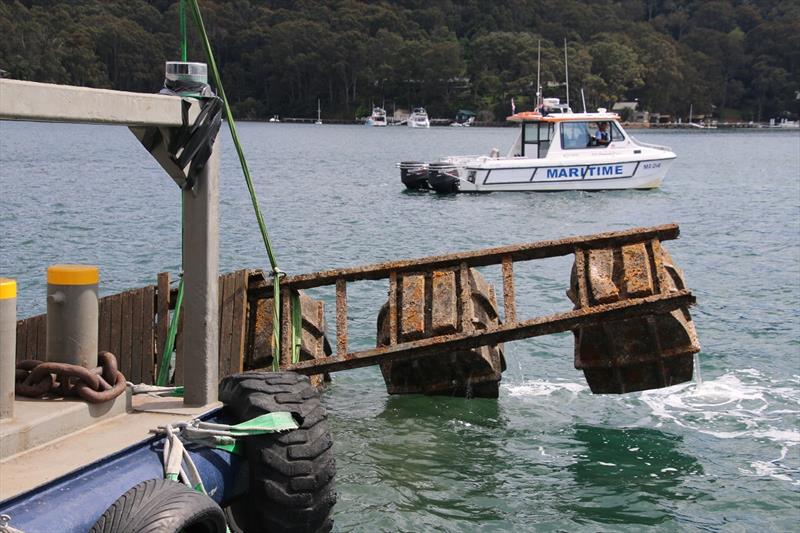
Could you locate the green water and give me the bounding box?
[1,121,798,531]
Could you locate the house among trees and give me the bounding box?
[612,102,649,123]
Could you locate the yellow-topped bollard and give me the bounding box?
[1,278,17,420]
[47,265,99,369]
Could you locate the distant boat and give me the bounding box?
[315,99,322,125]
[268,115,280,123]
[408,107,430,128]
[451,109,475,127]
[365,107,387,127]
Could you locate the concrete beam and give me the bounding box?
[0,79,199,126]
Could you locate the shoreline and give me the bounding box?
[238,117,799,130]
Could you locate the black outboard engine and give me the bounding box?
[399,161,430,190]
[427,162,461,193]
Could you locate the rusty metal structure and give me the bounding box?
[244,223,699,397]
[568,240,699,393]
[376,268,506,397]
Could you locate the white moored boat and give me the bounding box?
[365,106,387,126]
[407,107,430,128]
[399,106,676,193]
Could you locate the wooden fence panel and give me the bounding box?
[229,271,248,376]
[217,270,248,379]
[141,285,155,384]
[129,289,144,384]
[120,291,134,380]
[15,319,27,362]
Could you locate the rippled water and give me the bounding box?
[1,121,798,531]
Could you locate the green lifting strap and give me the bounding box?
[187,0,288,370]
[291,291,302,364]
[179,0,188,62]
[156,276,184,387]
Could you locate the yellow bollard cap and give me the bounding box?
[47,265,100,286]
[0,278,16,300]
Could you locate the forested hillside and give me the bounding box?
[1,0,797,122]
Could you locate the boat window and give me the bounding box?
[561,122,591,149]
[611,122,625,141]
[522,122,554,158]
[561,121,624,149]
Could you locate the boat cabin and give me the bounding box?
[508,111,626,159]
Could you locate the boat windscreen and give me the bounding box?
[561,121,625,149]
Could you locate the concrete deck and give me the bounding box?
[0,395,220,500]
[0,392,131,460]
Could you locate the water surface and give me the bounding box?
[1,121,798,531]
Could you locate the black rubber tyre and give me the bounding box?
[219,372,336,533]
[90,478,227,533]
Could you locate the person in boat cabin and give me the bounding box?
[594,122,610,146]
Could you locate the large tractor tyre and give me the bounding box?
[90,478,226,533]
[219,372,336,533]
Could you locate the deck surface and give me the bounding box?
[0,396,219,500]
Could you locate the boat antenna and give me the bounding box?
[536,40,542,109]
[564,37,570,109]
[581,88,587,113]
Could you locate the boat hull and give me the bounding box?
[433,156,674,192]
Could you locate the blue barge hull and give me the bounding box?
[0,408,245,533]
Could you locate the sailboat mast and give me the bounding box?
[564,38,570,109]
[536,40,542,108]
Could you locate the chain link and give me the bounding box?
[15,351,127,403]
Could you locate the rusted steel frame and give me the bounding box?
[249,224,680,295]
[649,239,671,294]
[283,290,695,376]
[336,279,347,355]
[388,272,398,345]
[459,263,473,333]
[573,248,590,309]
[501,255,516,323]
[280,285,292,367]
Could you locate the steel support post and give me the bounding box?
[181,135,220,406]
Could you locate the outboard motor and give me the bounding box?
[399,161,430,190]
[427,162,461,193]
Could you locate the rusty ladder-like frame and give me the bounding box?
[250,224,694,376]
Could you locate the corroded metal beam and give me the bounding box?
[249,224,680,296]
[283,290,695,375]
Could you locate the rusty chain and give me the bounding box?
[15,351,127,403]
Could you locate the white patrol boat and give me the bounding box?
[399,108,676,193]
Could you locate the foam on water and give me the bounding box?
[639,369,800,484]
[504,379,588,397]
[638,369,798,440]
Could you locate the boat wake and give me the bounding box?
[637,369,799,443]
[638,369,800,485]
[503,370,800,485]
